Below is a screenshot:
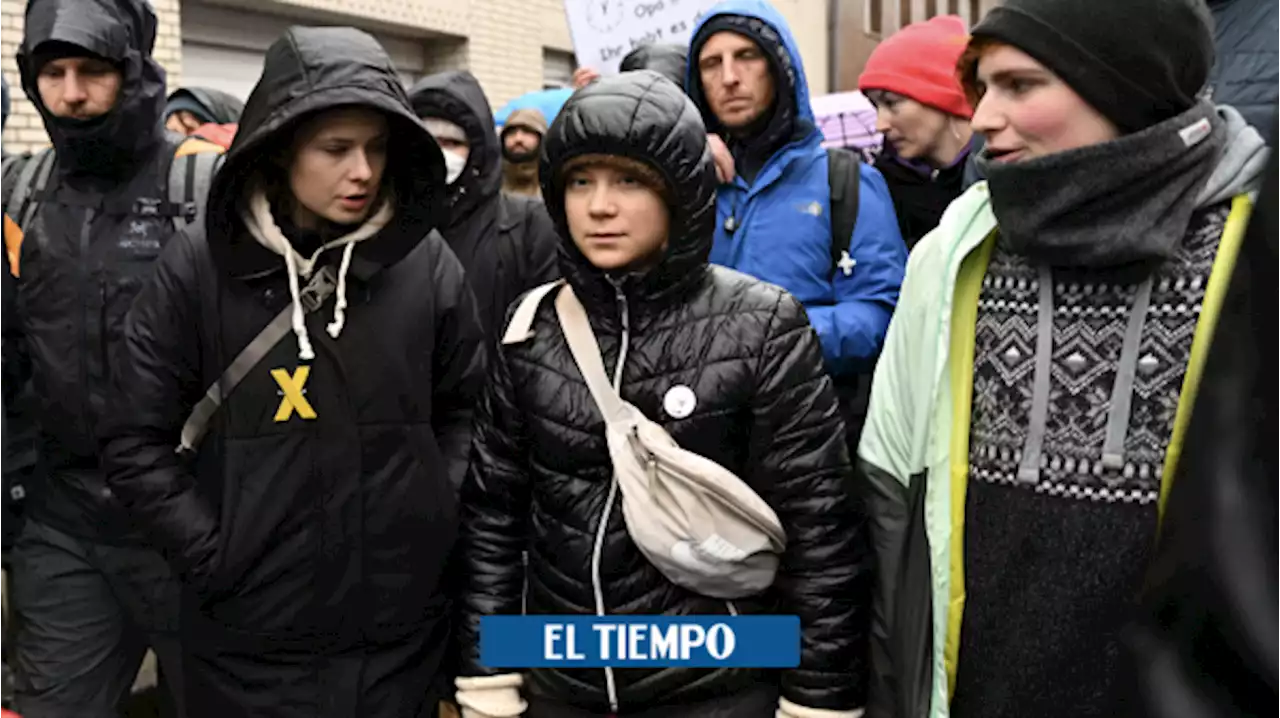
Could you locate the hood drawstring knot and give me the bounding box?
[241,187,393,360]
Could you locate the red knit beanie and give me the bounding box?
[858,15,973,119]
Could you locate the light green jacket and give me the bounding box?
[855,182,1253,718]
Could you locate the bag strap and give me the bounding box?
[826,147,860,278]
[2,152,27,211]
[501,279,564,345]
[554,284,628,425]
[177,266,337,454]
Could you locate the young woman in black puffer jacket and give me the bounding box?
[453,71,871,718]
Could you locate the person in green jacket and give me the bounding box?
[855,1,1271,717]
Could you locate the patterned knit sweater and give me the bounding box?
[949,202,1231,718]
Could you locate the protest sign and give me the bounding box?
[564,0,721,75]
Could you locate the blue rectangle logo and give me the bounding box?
[479,615,800,668]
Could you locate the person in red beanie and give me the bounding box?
[859,15,979,248]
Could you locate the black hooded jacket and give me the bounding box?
[102,26,484,716]
[4,0,189,544]
[620,43,688,87]
[18,0,168,178]
[167,86,244,125]
[409,71,559,339]
[1206,0,1278,134]
[458,71,869,714]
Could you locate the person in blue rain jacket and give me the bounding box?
[685,0,907,451]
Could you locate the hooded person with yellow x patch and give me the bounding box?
[100,25,486,717]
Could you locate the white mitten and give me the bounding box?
[455,674,528,718]
[775,697,865,718]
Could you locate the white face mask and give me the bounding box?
[442,148,467,185]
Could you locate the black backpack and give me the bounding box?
[823,146,877,458]
[0,136,223,551]
[825,146,861,277]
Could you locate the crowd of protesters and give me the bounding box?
[1,0,1275,716]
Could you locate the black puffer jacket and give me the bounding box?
[458,71,870,714]
[1206,0,1278,134]
[409,71,559,339]
[102,26,484,717]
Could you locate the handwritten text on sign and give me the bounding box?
[479,615,800,668]
[564,0,723,76]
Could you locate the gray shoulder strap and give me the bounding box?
[501,279,565,345]
[10,149,56,231]
[168,149,223,230]
[177,266,336,454]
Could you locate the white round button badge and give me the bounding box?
[663,385,697,419]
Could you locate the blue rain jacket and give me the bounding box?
[689,0,907,377]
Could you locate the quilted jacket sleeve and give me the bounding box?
[428,237,488,496]
[100,231,220,590]
[457,333,534,677]
[751,292,872,711]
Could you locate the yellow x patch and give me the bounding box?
[271,367,318,422]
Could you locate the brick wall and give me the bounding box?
[1,0,832,155]
[1,0,184,155]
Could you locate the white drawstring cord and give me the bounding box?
[240,185,393,360]
[327,242,356,339]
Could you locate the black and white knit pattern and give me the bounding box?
[968,202,1231,504]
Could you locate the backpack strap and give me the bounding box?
[8,148,56,233]
[2,152,29,210]
[826,147,861,279]
[502,280,565,345]
[2,154,26,275]
[167,139,224,230]
[177,265,336,455]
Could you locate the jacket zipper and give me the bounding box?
[521,549,529,615]
[590,281,630,713]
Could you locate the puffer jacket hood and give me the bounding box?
[17,0,167,177]
[167,86,244,125]
[409,70,503,225]
[207,26,445,279]
[539,70,716,327]
[620,43,688,87]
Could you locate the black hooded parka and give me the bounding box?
[408,70,559,340]
[102,26,485,717]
